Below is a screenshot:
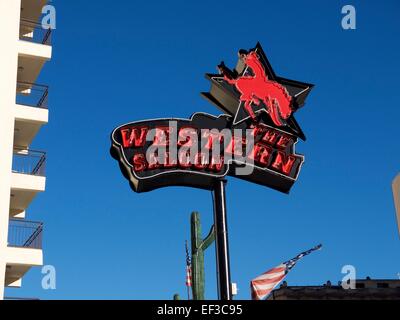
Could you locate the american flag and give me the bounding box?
[250,244,322,300]
[185,241,192,288]
[185,265,192,287]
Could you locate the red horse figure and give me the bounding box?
[219,51,292,126]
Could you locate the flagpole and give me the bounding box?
[212,179,232,300]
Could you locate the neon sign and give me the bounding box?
[111,43,313,193]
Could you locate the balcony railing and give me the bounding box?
[12,148,46,176]
[16,82,49,109]
[19,18,52,45]
[8,219,43,249]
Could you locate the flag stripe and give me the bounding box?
[252,270,285,281]
[262,265,286,273]
[252,274,285,286]
[186,265,192,287]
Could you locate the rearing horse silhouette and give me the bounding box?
[219,51,292,126]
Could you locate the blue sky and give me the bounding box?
[6,0,400,299]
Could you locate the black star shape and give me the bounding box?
[201,42,314,140]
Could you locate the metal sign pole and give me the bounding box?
[212,179,232,300]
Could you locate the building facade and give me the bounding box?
[0,0,52,299]
[268,279,400,300]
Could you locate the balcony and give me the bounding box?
[16,81,48,109]
[8,219,43,249]
[14,82,49,148]
[12,148,46,177]
[10,149,47,216]
[18,19,52,86]
[5,219,44,287]
[19,19,51,45]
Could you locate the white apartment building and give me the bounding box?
[0,0,52,300]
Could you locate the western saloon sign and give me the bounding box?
[111,43,313,193]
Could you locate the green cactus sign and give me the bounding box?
[190,212,215,300]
